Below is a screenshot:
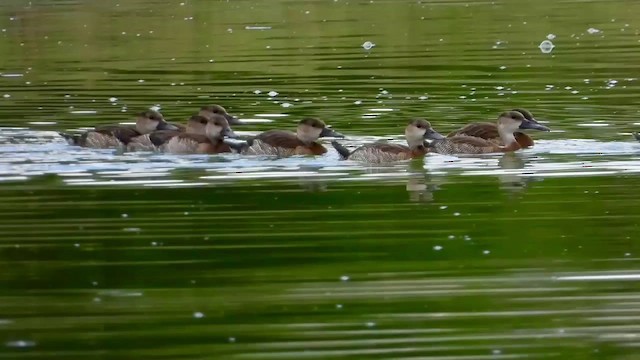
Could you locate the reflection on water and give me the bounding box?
[2,0,640,358]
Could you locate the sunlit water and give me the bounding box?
[2,0,640,359]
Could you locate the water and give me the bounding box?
[1,0,640,358]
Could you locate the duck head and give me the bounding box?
[296,118,344,144]
[136,110,178,134]
[512,108,551,131]
[498,110,550,133]
[407,118,445,147]
[205,114,238,140]
[200,104,241,125]
[185,114,209,134]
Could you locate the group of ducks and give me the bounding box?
[59,105,553,163]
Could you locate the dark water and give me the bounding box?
[2,0,640,359]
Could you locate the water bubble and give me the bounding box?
[193,312,205,319]
[483,250,491,255]
[499,66,507,70]
[336,304,343,309]
[340,275,350,281]
[546,34,556,40]
[137,79,145,83]
[365,322,376,327]
[268,91,278,97]
[354,100,362,105]
[280,102,293,108]
[121,213,128,218]
[453,212,461,216]
[6,340,35,348]
[362,41,375,50]
[109,97,118,102]
[433,245,443,251]
[3,94,10,98]
[228,337,236,343]
[418,96,428,100]
[587,27,601,34]
[439,206,448,209]
[539,40,555,53]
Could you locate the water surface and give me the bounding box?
[1,0,640,358]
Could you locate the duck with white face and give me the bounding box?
[332,118,445,163]
[427,111,550,155]
[159,114,239,154]
[447,108,550,148]
[231,118,344,157]
[59,110,178,149]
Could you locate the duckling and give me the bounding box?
[159,114,237,154]
[59,110,177,148]
[427,111,550,155]
[447,108,547,148]
[127,114,209,152]
[331,119,444,163]
[234,118,344,156]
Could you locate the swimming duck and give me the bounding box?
[159,114,237,154]
[127,113,210,151]
[426,111,550,155]
[447,108,547,148]
[234,118,344,156]
[331,119,444,163]
[59,110,177,148]
[127,104,241,150]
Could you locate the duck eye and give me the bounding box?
[200,119,207,124]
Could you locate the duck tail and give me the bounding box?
[59,132,82,146]
[331,141,351,159]
[634,132,640,142]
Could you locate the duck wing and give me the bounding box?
[93,125,140,144]
[447,122,499,139]
[147,130,183,146]
[254,130,304,148]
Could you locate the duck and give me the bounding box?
[127,104,241,150]
[331,119,444,163]
[159,114,238,154]
[127,113,210,152]
[446,108,547,148]
[232,118,344,156]
[633,132,640,142]
[59,110,178,148]
[426,110,550,155]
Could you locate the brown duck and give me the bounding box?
[332,119,444,163]
[427,111,550,155]
[159,114,237,154]
[447,108,548,148]
[128,104,241,150]
[234,118,344,156]
[59,110,177,148]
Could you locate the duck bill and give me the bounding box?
[320,127,345,138]
[157,121,179,131]
[520,119,550,132]
[424,128,446,140]
[221,127,239,139]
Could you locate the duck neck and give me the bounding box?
[406,134,424,150]
[498,124,518,146]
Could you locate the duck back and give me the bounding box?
[243,130,326,156]
[430,135,498,155]
[449,122,534,148]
